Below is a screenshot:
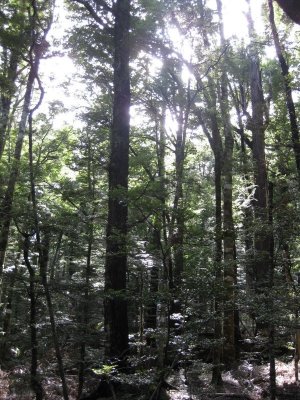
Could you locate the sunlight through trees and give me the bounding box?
[1,1,300,399]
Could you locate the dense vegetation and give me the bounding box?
[1,0,300,399]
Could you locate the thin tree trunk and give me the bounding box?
[0,251,19,360]
[201,90,224,384]
[78,229,93,398]
[145,260,159,332]
[250,58,270,294]
[78,136,95,397]
[40,238,69,400]
[268,0,300,182]
[144,109,166,339]
[246,1,271,325]
[23,234,43,400]
[169,92,190,334]
[0,50,18,160]
[222,131,236,366]
[217,0,238,367]
[0,58,39,279]
[50,231,63,282]
[268,181,276,400]
[196,86,223,386]
[28,112,69,400]
[172,109,186,290]
[211,143,223,386]
[198,1,223,383]
[0,0,51,293]
[104,0,131,360]
[295,322,300,382]
[230,84,256,334]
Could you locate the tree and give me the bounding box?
[275,0,300,24]
[268,0,300,184]
[69,0,131,362]
[246,0,271,310]
[104,0,131,361]
[2,0,300,398]
[0,0,53,293]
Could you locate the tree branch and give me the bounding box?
[232,125,253,150]
[74,0,104,24]
[95,0,113,14]
[71,0,108,27]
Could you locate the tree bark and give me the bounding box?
[199,83,223,385]
[104,0,131,360]
[198,1,223,384]
[268,0,300,183]
[169,84,190,335]
[217,0,238,367]
[23,234,43,400]
[0,50,18,160]
[0,250,19,360]
[78,137,95,397]
[268,181,276,400]
[246,0,271,332]
[0,57,39,279]
[39,233,69,400]
[78,228,93,398]
[0,0,51,294]
[275,0,300,25]
[144,109,166,343]
[211,144,223,386]
[28,109,69,399]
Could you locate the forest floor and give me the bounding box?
[167,359,300,399]
[0,359,300,399]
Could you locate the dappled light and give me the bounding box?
[1,0,300,399]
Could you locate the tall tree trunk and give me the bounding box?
[268,0,300,182]
[211,137,223,386]
[249,45,269,293]
[144,109,166,345]
[217,0,238,367]
[78,137,95,397]
[199,87,224,385]
[246,0,271,332]
[169,95,190,334]
[104,0,131,360]
[172,108,186,289]
[198,1,223,384]
[230,83,256,334]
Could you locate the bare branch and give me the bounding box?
[72,0,108,27]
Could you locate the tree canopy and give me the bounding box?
[1,1,300,399]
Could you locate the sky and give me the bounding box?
[39,0,265,129]
[222,0,264,38]
[39,1,85,129]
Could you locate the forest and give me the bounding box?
[1,0,300,399]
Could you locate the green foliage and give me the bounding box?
[92,363,117,377]
[3,0,300,396]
